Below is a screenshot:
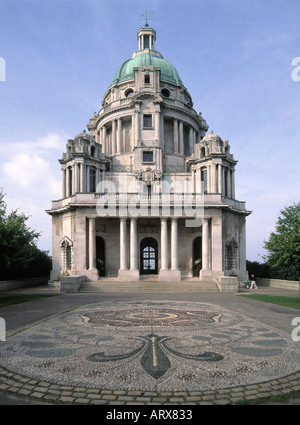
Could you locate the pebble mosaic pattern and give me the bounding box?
[0,301,299,392]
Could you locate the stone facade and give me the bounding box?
[46,25,250,284]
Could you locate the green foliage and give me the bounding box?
[0,189,52,280]
[246,260,270,278]
[263,201,300,281]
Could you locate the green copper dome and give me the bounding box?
[111,50,183,87]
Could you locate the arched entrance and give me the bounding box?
[96,236,105,276]
[193,236,202,277]
[140,237,158,275]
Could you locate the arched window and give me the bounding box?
[140,237,158,274]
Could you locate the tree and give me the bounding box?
[263,201,300,281]
[0,189,51,280]
[246,260,270,278]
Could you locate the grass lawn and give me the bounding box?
[0,293,60,308]
[238,294,300,310]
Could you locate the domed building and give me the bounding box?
[47,25,250,290]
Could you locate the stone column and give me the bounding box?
[112,120,116,155]
[202,218,209,271]
[189,127,193,155]
[218,164,222,195]
[171,218,179,270]
[96,167,101,192]
[155,105,160,142]
[179,121,184,155]
[62,168,66,198]
[135,106,141,146]
[86,164,90,193]
[102,126,107,155]
[191,170,195,193]
[80,163,85,193]
[89,218,96,270]
[226,168,231,198]
[73,163,78,194]
[207,164,211,193]
[231,169,236,199]
[66,167,70,197]
[239,217,247,279]
[173,119,179,153]
[119,218,127,271]
[160,218,168,270]
[117,118,122,154]
[212,163,217,193]
[160,115,165,149]
[130,218,138,271]
[99,127,103,146]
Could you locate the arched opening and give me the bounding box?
[193,236,202,277]
[96,236,105,276]
[60,236,73,274]
[140,237,158,275]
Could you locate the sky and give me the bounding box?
[0,0,299,262]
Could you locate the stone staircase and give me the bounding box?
[79,276,219,293]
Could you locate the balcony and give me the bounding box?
[47,192,249,215]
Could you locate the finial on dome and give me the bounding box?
[140,10,153,27]
[137,17,156,50]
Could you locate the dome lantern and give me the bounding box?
[137,26,156,51]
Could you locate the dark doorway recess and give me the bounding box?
[96,236,105,276]
[193,236,202,277]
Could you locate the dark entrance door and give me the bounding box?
[193,236,202,277]
[96,236,105,276]
[140,237,158,275]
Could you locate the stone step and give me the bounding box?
[79,280,219,293]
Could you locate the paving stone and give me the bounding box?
[101,395,117,401]
[135,397,151,402]
[117,396,135,401]
[17,389,31,396]
[74,397,90,404]
[214,398,231,405]
[31,392,45,399]
[168,397,186,403]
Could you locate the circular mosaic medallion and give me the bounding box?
[81,308,222,327]
[1,300,299,392]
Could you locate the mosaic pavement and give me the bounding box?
[0,300,299,393]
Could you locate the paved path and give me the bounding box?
[0,285,299,405]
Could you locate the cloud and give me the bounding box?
[4,153,50,187]
[1,131,65,197]
[0,131,66,252]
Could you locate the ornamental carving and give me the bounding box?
[135,167,162,186]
